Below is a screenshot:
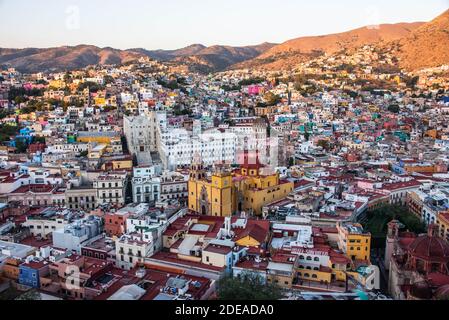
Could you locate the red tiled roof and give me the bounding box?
[235,223,269,244]
[11,184,54,194]
[234,259,268,271]
[150,252,225,272]
[271,253,297,264]
[381,180,422,191]
[203,244,232,255]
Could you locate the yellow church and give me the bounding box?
[188,151,294,217]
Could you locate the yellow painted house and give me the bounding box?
[337,222,371,262]
[77,132,121,145]
[94,97,107,107]
[101,158,133,171]
[49,79,66,89]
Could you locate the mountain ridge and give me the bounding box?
[231,22,426,71]
[1,9,448,74]
[393,9,449,71]
[0,42,277,74]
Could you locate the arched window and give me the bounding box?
[312,274,318,279]
[306,256,312,261]
[304,273,310,278]
[299,255,305,260]
[314,257,320,262]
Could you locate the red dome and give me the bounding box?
[408,235,449,262]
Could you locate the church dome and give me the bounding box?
[408,225,449,262]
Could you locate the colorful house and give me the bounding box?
[19,261,50,289]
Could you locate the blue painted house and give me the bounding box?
[19,261,49,289]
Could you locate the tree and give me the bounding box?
[0,124,19,143]
[317,139,330,151]
[304,129,310,142]
[264,92,281,106]
[405,76,419,89]
[289,157,295,167]
[363,204,426,249]
[63,72,73,84]
[79,150,88,158]
[33,136,46,144]
[238,77,264,86]
[15,290,41,301]
[15,138,28,153]
[388,105,400,114]
[103,75,115,85]
[216,272,283,301]
[77,81,103,93]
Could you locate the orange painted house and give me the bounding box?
[104,212,130,237]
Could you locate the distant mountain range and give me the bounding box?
[0,42,277,74]
[136,42,277,74]
[0,46,142,74]
[1,8,448,74]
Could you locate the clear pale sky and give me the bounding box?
[0,0,448,50]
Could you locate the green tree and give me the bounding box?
[317,139,330,151]
[15,290,42,301]
[238,77,264,86]
[362,204,426,249]
[79,150,88,158]
[216,272,283,301]
[104,75,115,85]
[15,138,28,153]
[0,124,19,142]
[388,105,400,114]
[64,72,73,84]
[405,76,419,89]
[289,157,295,167]
[264,92,281,106]
[304,128,310,142]
[33,136,46,144]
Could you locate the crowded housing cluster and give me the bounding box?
[0,52,448,301]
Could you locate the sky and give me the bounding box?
[0,0,448,50]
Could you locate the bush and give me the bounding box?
[388,105,400,113]
[216,272,283,301]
